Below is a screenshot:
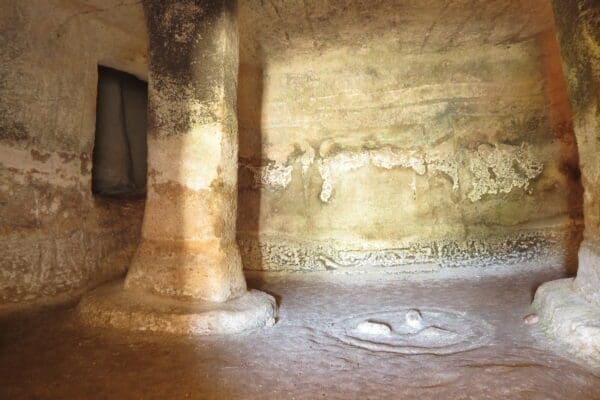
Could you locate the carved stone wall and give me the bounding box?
[0,0,588,309]
[0,0,147,312]
[532,1,600,366]
[236,0,583,272]
[239,230,577,272]
[551,0,600,302]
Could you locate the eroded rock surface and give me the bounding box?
[0,0,147,311]
[533,0,600,368]
[236,0,583,274]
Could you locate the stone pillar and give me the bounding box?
[124,0,246,303]
[533,0,600,365]
[78,0,276,335]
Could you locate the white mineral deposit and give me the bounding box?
[1,0,599,398]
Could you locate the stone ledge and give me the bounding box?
[533,278,600,368]
[77,281,277,335]
[239,229,578,272]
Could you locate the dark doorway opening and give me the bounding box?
[92,66,148,198]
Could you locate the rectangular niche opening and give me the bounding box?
[92,66,148,198]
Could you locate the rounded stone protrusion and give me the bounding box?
[77,282,277,336]
[355,320,392,336]
[523,313,539,325]
[405,309,423,329]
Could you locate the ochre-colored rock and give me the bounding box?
[236,0,583,273]
[0,0,147,313]
[533,0,600,365]
[0,0,597,359]
[78,0,277,334]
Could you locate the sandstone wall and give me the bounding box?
[0,0,588,306]
[550,0,600,303]
[237,0,583,273]
[0,0,147,312]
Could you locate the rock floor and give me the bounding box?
[1,269,599,399]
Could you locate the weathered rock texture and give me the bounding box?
[0,0,147,313]
[0,0,589,313]
[78,0,276,335]
[123,0,248,303]
[236,0,583,273]
[4,272,600,399]
[533,0,600,366]
[79,282,276,335]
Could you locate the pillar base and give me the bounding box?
[77,281,277,335]
[533,278,600,367]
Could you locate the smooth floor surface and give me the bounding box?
[1,269,599,399]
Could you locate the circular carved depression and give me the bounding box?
[329,308,494,355]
